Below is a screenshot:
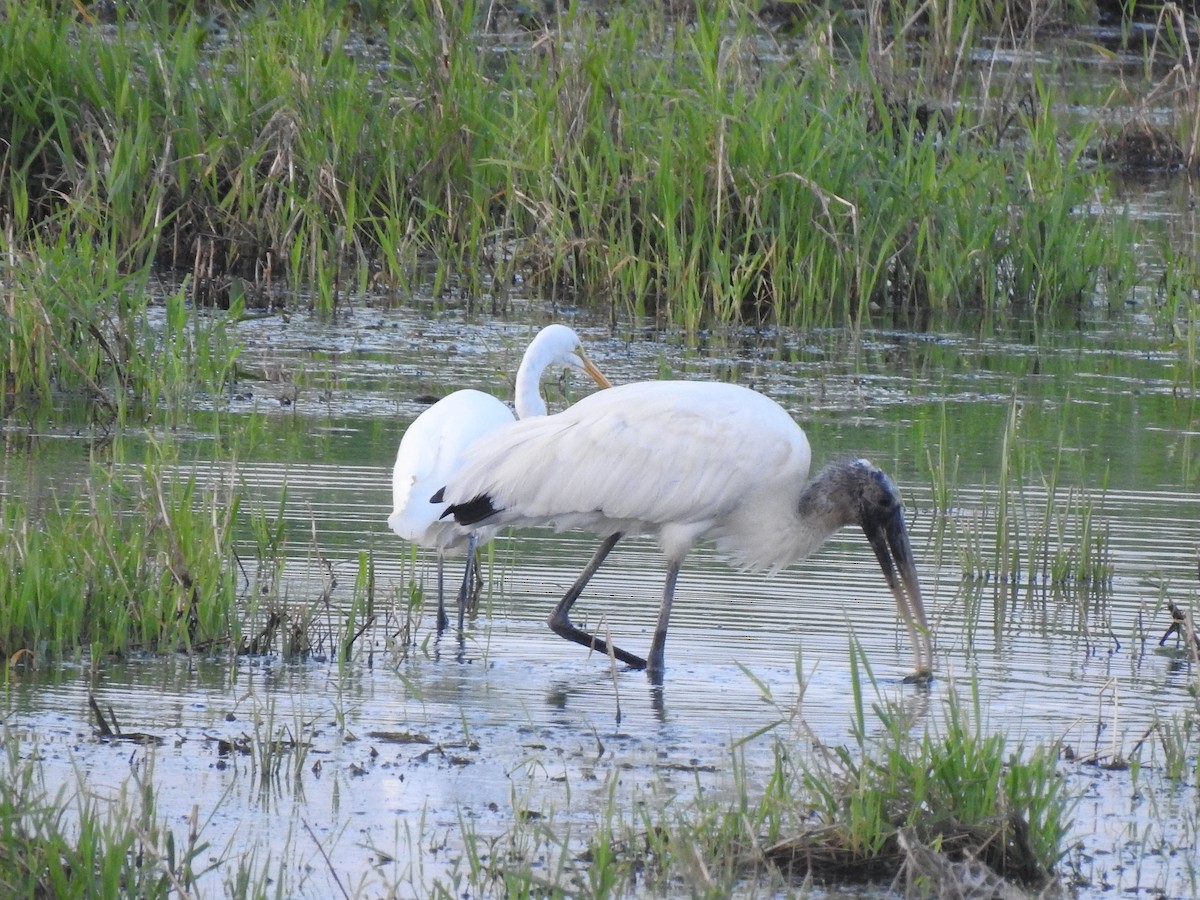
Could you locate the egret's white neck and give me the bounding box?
[514,345,556,417]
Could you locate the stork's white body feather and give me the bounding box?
[442,381,821,569]
[438,378,933,679]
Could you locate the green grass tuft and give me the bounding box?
[0,453,244,660]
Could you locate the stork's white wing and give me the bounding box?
[442,381,811,532]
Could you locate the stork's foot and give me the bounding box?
[548,618,647,669]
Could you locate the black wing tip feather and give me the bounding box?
[432,489,500,525]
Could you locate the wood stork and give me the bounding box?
[432,379,933,680]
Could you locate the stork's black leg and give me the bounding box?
[547,533,646,669]
[646,560,682,678]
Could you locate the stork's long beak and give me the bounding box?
[865,508,933,682]
[579,352,612,389]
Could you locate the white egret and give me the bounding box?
[388,324,611,632]
[433,380,933,680]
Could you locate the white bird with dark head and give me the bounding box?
[433,379,933,680]
[388,324,610,632]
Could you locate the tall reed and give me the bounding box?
[0,0,1137,332]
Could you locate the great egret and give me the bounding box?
[433,379,933,680]
[388,324,611,631]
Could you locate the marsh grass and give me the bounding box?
[0,237,242,418]
[231,497,401,665]
[1153,707,1200,783]
[0,453,249,661]
[1158,246,1200,395]
[0,738,227,899]
[1100,1,1200,171]
[0,727,296,899]
[938,396,1115,592]
[757,655,1070,892]
[0,0,1138,343]
[931,396,1120,657]
[245,695,314,792]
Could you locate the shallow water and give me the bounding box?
[5,301,1200,897]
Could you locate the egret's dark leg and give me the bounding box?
[548,533,646,669]
[645,561,682,678]
[435,556,449,633]
[469,546,485,614]
[453,532,478,632]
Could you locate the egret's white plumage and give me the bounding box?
[436,380,933,680]
[388,390,514,552]
[388,324,610,630]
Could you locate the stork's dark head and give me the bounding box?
[798,458,901,527]
[801,458,933,681]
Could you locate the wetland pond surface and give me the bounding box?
[5,303,1200,897]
